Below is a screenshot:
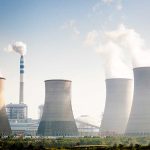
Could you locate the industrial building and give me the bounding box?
[100,78,133,135]
[37,80,78,136]
[9,119,39,136]
[6,103,28,122]
[126,67,150,135]
[0,77,11,135]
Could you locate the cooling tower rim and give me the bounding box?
[45,79,71,82]
[133,66,150,70]
[105,78,132,81]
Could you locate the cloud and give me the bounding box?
[102,0,113,4]
[92,3,101,12]
[61,20,80,36]
[116,0,123,10]
[101,0,123,11]
[84,30,99,47]
[116,3,123,10]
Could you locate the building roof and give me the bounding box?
[6,103,27,108]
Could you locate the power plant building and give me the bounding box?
[0,77,11,135]
[126,67,150,135]
[37,80,78,136]
[6,103,28,121]
[100,78,133,135]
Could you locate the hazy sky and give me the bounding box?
[0,0,150,121]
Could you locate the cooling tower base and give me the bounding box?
[37,121,78,136]
[0,106,11,135]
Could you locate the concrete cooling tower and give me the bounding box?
[0,77,11,135]
[100,78,133,135]
[126,67,150,135]
[37,80,78,136]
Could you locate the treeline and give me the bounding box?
[0,136,150,149]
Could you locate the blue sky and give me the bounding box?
[0,0,150,121]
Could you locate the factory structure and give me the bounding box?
[4,65,150,136]
[2,42,150,137]
[37,80,78,136]
[126,67,150,135]
[100,78,133,135]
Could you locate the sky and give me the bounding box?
[0,0,150,122]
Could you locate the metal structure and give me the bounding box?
[126,67,150,135]
[0,77,11,135]
[6,103,28,121]
[100,78,133,135]
[37,80,78,136]
[19,55,24,104]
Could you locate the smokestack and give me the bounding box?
[6,41,27,104]
[0,76,11,135]
[100,78,133,135]
[37,79,78,136]
[126,67,150,135]
[19,55,24,104]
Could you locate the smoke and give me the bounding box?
[0,71,3,78]
[84,30,99,47]
[7,41,27,56]
[85,24,150,78]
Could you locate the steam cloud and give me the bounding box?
[85,24,150,78]
[0,71,3,78]
[7,41,27,56]
[100,24,150,68]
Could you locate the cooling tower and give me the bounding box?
[0,77,11,135]
[37,80,78,136]
[100,78,133,135]
[126,67,150,135]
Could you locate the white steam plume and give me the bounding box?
[0,71,3,78]
[103,24,150,68]
[96,37,133,79]
[7,41,27,56]
[85,24,150,78]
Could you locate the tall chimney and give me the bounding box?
[19,55,24,104]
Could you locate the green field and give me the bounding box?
[1,136,150,149]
